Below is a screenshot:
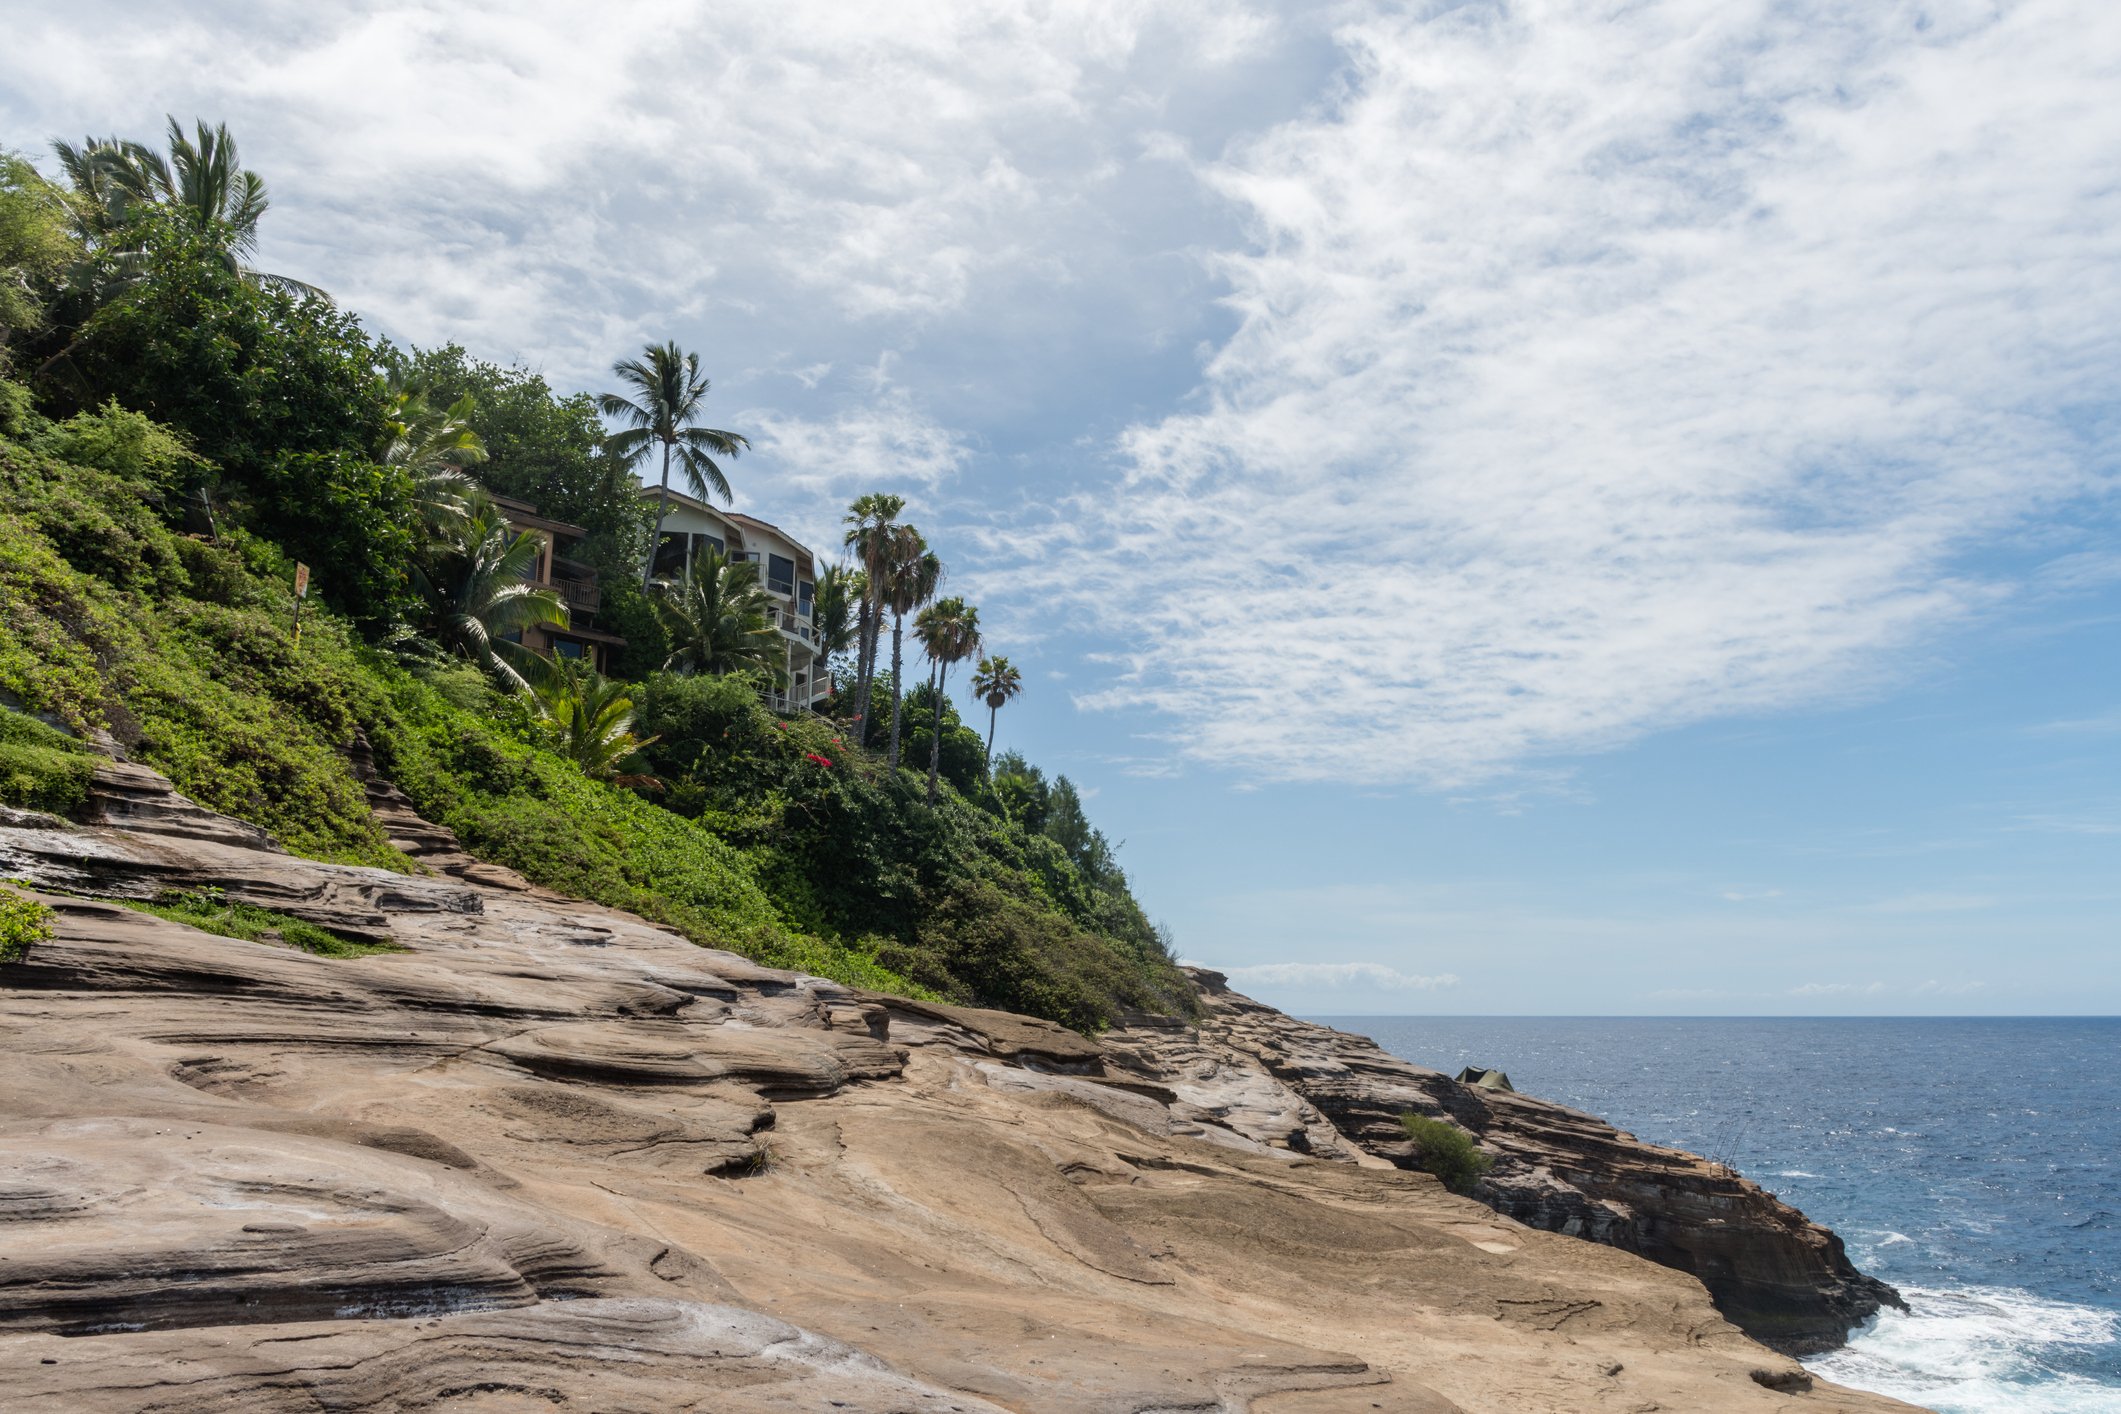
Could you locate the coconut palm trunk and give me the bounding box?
[887,608,907,769]
[928,660,948,800]
[643,440,673,591]
[985,700,1000,771]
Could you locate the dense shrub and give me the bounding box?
[1400,1114,1494,1195]
[0,709,95,817]
[0,882,53,964]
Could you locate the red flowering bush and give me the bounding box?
[803,752,834,768]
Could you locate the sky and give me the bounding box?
[4,0,2116,1016]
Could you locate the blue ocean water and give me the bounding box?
[1320,1016,2121,1414]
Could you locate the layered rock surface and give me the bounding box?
[0,767,1916,1411]
[1102,971,1904,1355]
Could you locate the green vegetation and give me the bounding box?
[1400,1114,1494,1195]
[0,882,53,964]
[0,709,96,818]
[121,889,404,958]
[0,120,1192,1031]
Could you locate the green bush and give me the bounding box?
[0,882,53,964]
[0,709,95,817]
[1400,1114,1493,1195]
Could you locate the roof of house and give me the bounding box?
[636,486,815,565]
[490,492,588,539]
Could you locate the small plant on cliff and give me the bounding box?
[0,883,53,964]
[122,888,404,958]
[1400,1113,1493,1195]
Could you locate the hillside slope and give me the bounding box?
[0,766,1915,1412]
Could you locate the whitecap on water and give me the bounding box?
[1807,1286,2120,1414]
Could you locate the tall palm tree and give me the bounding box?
[52,119,323,296]
[599,342,748,590]
[841,492,905,739]
[378,368,486,535]
[656,548,787,686]
[970,654,1023,774]
[878,525,942,770]
[811,563,863,700]
[414,495,568,692]
[914,597,981,802]
[533,655,660,786]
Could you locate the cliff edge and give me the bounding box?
[0,767,1916,1412]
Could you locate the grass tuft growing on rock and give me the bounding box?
[122,889,406,959]
[1400,1113,1494,1195]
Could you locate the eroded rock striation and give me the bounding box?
[1102,971,1905,1355]
[0,766,1915,1411]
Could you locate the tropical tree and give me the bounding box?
[0,149,80,350]
[812,563,862,699]
[598,342,747,590]
[378,367,486,535]
[841,492,905,739]
[878,524,942,769]
[533,654,660,786]
[970,654,1023,773]
[656,548,787,686]
[52,118,323,296]
[413,494,568,691]
[915,597,981,802]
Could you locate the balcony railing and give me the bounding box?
[550,572,600,616]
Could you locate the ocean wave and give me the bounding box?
[1775,1170,1821,1179]
[1808,1286,2120,1414]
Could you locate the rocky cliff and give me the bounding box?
[1102,971,1903,1355]
[0,766,1916,1412]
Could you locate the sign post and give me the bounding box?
[292,563,311,646]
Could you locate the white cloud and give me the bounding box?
[739,387,974,549]
[1220,961,1461,991]
[999,0,2121,785]
[1789,981,1889,997]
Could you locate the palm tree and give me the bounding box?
[656,548,787,686]
[970,655,1023,773]
[533,655,660,786]
[811,563,863,701]
[414,495,568,692]
[378,368,486,535]
[52,118,323,296]
[914,597,981,802]
[878,525,942,770]
[599,342,748,590]
[841,492,905,739]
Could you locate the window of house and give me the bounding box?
[692,533,725,566]
[652,532,687,579]
[553,640,584,660]
[767,554,795,595]
[797,579,814,618]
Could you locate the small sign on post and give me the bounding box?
[292,562,311,645]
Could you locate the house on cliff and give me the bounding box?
[638,487,831,714]
[491,494,627,674]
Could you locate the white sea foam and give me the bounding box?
[1776,1170,1822,1179]
[1808,1286,2120,1414]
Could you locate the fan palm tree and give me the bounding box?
[656,548,787,686]
[811,563,862,700]
[533,655,661,786]
[378,369,486,536]
[878,525,942,770]
[52,118,324,296]
[841,492,905,738]
[914,597,981,802]
[970,654,1023,774]
[599,342,748,590]
[414,495,568,692]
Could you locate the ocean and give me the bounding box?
[1321,1016,2121,1414]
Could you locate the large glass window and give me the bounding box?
[767,554,795,596]
[691,533,725,566]
[797,579,814,618]
[652,532,687,579]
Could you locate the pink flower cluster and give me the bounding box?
[803,752,834,768]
